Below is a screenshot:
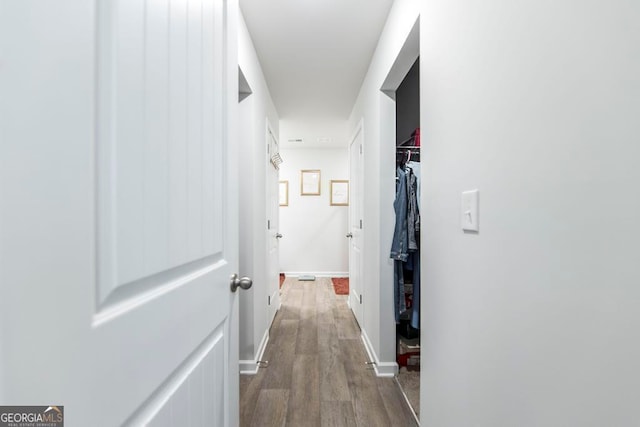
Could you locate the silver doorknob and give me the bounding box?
[276,233,283,239]
[346,233,353,238]
[230,274,253,292]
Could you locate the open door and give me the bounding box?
[0,0,241,425]
[348,122,365,327]
[266,125,282,322]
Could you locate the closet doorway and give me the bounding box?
[380,17,421,421]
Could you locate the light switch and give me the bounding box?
[461,190,479,232]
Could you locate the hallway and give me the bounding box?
[240,277,417,426]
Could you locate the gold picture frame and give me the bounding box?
[279,181,289,206]
[330,180,349,206]
[300,170,321,195]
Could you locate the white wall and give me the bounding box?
[347,0,420,372]
[238,11,279,371]
[279,146,349,277]
[420,0,640,425]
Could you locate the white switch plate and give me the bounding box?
[461,190,479,232]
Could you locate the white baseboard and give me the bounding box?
[282,271,349,278]
[269,288,280,323]
[239,329,269,375]
[361,329,398,377]
[349,289,359,305]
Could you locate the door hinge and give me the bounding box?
[268,295,271,305]
[359,219,363,229]
[359,144,363,154]
[359,294,362,304]
[268,220,271,230]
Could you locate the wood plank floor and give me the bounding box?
[240,277,418,427]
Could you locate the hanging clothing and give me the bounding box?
[393,261,407,323]
[406,167,419,252]
[411,255,420,329]
[405,251,420,329]
[390,166,409,262]
[391,161,421,326]
[406,160,421,210]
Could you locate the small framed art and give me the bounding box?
[330,180,349,206]
[300,170,321,196]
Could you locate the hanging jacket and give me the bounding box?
[406,167,419,251]
[390,167,409,262]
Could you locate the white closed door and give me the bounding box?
[348,124,365,327]
[0,0,241,425]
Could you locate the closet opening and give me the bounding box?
[380,16,420,422]
[393,57,421,419]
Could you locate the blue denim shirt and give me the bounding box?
[390,167,408,262]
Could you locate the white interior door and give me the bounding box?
[266,125,281,320]
[0,0,240,425]
[348,123,365,327]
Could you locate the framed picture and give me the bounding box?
[279,181,289,206]
[300,170,321,196]
[330,180,349,206]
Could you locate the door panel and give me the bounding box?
[267,125,281,319]
[349,123,365,327]
[0,0,239,425]
[95,0,225,313]
[127,327,225,426]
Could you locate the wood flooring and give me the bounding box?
[240,277,418,427]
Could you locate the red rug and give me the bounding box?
[331,277,349,295]
[279,273,285,288]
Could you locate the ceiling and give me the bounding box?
[240,0,395,122]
